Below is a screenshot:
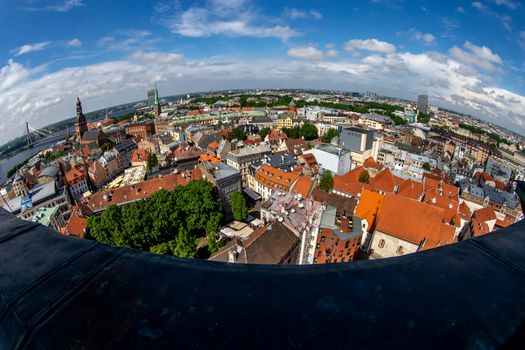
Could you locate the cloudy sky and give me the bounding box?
[1,0,525,141]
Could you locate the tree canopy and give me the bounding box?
[101,140,115,152]
[319,170,334,192]
[322,129,340,143]
[147,153,158,172]
[359,170,370,184]
[283,123,318,140]
[231,191,248,222]
[301,123,319,140]
[422,162,432,171]
[227,128,247,141]
[258,127,271,141]
[87,180,224,258]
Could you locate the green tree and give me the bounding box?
[88,204,123,246]
[282,126,302,139]
[319,170,334,192]
[301,123,319,141]
[359,170,370,184]
[227,128,247,141]
[173,226,198,258]
[101,140,115,152]
[258,127,271,140]
[322,129,340,143]
[87,180,224,259]
[231,191,248,222]
[418,113,430,124]
[147,153,158,172]
[422,162,432,171]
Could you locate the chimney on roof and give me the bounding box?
[228,249,238,263]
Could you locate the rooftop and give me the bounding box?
[31,206,59,227]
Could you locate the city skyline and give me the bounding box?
[1,0,525,141]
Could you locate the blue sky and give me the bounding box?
[1,0,525,141]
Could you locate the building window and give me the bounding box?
[378,239,385,248]
[320,236,325,243]
[396,246,404,255]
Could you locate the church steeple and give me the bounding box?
[153,83,161,117]
[75,97,87,141]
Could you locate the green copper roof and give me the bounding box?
[32,206,59,227]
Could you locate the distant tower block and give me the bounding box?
[153,84,161,117]
[147,89,155,106]
[417,94,429,115]
[75,97,87,141]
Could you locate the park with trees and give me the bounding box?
[87,180,224,259]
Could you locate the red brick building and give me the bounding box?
[314,205,362,264]
[125,120,156,138]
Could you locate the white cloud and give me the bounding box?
[10,42,50,56]
[285,8,307,19]
[163,2,299,41]
[67,38,82,47]
[1,42,524,142]
[324,43,338,57]
[345,38,396,54]
[284,8,322,19]
[287,46,323,60]
[472,2,488,11]
[326,49,338,57]
[492,0,519,9]
[309,10,322,19]
[96,30,159,51]
[449,41,502,71]
[518,31,525,50]
[52,0,84,12]
[0,59,32,92]
[456,6,465,12]
[21,0,85,12]
[408,29,436,45]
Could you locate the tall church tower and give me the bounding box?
[75,97,87,141]
[153,83,161,117]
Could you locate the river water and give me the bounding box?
[0,132,67,183]
[0,106,140,183]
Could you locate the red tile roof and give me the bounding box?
[363,157,383,171]
[64,203,92,238]
[333,166,366,197]
[65,167,85,186]
[354,189,384,232]
[471,218,491,237]
[83,169,202,213]
[369,168,403,194]
[473,206,497,222]
[495,219,512,228]
[396,179,423,200]
[131,149,148,163]
[292,175,313,198]
[376,193,455,250]
[423,176,459,199]
[256,164,300,191]
[423,189,459,224]
[458,202,472,220]
[494,180,506,191]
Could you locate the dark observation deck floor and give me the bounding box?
[1,208,525,349]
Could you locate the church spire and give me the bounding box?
[75,96,87,141]
[76,96,83,117]
[153,83,161,117]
